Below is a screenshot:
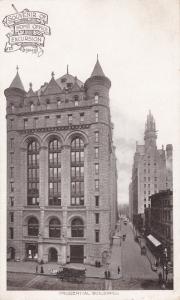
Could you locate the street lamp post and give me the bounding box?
[162,247,168,285]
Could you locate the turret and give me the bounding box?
[84,56,111,105]
[166,144,173,159]
[4,66,26,114]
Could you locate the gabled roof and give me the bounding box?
[27,83,36,97]
[56,74,83,90]
[10,70,25,91]
[43,74,62,95]
[91,58,105,77]
[71,78,81,92]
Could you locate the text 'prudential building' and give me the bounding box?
[6,59,118,265]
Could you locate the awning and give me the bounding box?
[147,234,161,247]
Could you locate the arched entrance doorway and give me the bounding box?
[9,247,15,260]
[48,248,58,262]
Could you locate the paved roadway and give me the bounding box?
[120,221,157,280]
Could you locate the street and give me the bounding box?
[120,221,157,280]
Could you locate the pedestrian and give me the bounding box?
[104,270,108,279]
[118,266,120,274]
[158,272,162,284]
[107,270,111,279]
[40,265,44,274]
[36,263,38,273]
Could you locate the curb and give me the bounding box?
[7,270,123,281]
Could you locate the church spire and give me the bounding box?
[91,55,105,77]
[9,66,25,91]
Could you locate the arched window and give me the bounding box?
[94,94,99,104]
[28,217,39,236]
[49,218,61,238]
[27,140,39,206]
[71,218,84,237]
[30,103,34,112]
[71,137,84,206]
[49,138,61,206]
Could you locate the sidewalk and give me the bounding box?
[7,236,122,280]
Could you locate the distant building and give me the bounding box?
[6,58,118,265]
[145,190,173,263]
[129,111,173,228]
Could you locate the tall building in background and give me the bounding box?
[6,59,118,265]
[129,111,173,228]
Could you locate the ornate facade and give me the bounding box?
[6,59,118,264]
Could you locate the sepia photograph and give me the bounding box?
[0,0,179,298]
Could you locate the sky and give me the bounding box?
[0,0,179,204]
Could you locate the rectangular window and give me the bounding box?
[45,116,49,126]
[95,230,100,242]
[95,163,99,174]
[148,177,150,181]
[68,114,72,124]
[56,115,61,125]
[95,180,99,191]
[10,138,14,149]
[95,131,99,143]
[33,118,38,128]
[144,184,146,188]
[10,197,14,206]
[10,227,14,239]
[10,212,14,222]
[80,113,84,122]
[10,182,14,193]
[95,196,99,207]
[10,167,14,178]
[10,119,14,129]
[95,111,99,122]
[144,177,146,181]
[95,147,99,159]
[95,213,99,224]
[24,118,28,129]
[154,177,157,181]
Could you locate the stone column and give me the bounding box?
[61,144,71,263]
[39,146,48,207]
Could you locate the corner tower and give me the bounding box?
[84,56,111,106]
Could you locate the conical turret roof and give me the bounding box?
[91,57,105,77]
[10,67,25,91]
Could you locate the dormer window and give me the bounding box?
[30,103,34,112]
[95,94,99,104]
[67,82,73,89]
[61,78,67,83]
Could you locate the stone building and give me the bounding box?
[145,190,173,263]
[129,111,173,228]
[6,59,118,264]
